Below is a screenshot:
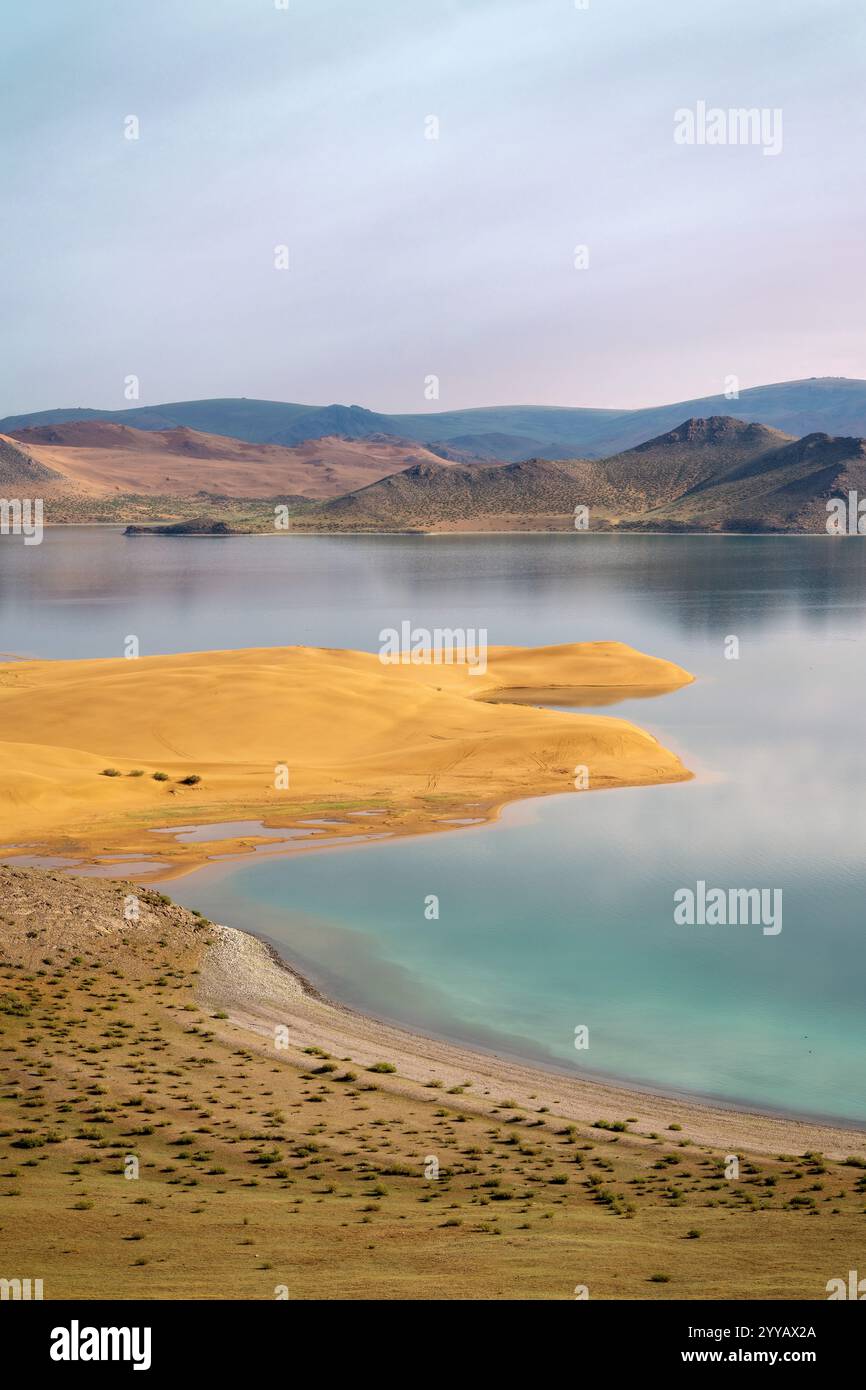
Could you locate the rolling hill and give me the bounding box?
[299,416,866,533]
[9,422,464,501]
[655,430,866,530]
[315,457,592,529]
[4,406,865,534]
[5,378,866,461]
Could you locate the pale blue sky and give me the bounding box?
[2,0,864,415]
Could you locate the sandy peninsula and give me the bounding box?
[0,640,693,871]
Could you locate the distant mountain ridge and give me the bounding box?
[5,377,866,462]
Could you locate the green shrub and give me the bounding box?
[0,994,31,1017]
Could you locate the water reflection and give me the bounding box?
[2,531,866,659]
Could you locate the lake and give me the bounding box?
[2,527,866,1123]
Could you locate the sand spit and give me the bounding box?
[0,641,693,870]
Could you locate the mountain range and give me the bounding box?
[3,378,866,533]
[304,416,866,533]
[4,376,866,462]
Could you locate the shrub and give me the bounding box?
[0,995,30,1017]
[152,772,170,782]
[368,1062,396,1074]
[100,768,122,778]
[128,770,145,777]
[179,774,202,786]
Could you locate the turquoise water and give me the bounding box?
[2,529,866,1122]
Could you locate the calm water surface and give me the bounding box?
[2,529,865,1123]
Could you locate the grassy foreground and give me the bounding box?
[0,865,864,1300]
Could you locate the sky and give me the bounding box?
[2,0,865,417]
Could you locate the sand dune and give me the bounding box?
[0,641,693,864]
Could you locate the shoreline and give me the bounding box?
[199,919,866,1160]
[0,768,690,884]
[39,522,846,537]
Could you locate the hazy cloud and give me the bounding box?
[2,0,864,415]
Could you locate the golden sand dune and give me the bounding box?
[0,641,693,863]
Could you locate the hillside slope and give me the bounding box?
[0,433,64,489]
[11,422,462,501]
[317,457,593,528]
[301,416,864,533]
